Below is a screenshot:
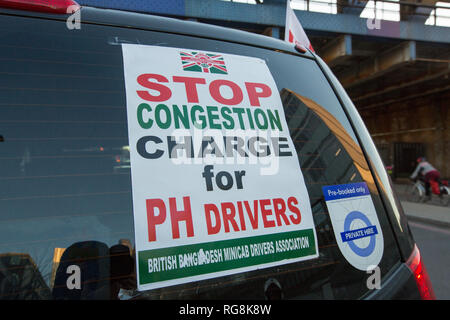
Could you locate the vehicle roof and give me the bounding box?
[0,5,314,59]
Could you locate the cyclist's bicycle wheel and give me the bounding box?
[438,186,450,206]
[408,183,425,203]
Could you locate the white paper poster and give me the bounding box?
[121,44,318,291]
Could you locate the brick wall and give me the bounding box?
[360,90,449,178]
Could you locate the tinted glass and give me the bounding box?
[0,13,400,300]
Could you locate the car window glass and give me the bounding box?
[0,14,400,300]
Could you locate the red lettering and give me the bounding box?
[146,198,166,242]
[209,79,243,105]
[204,204,221,235]
[172,76,206,103]
[136,73,172,102]
[221,202,240,233]
[203,197,301,236]
[260,199,275,228]
[245,82,272,107]
[237,201,247,231]
[272,198,290,226]
[287,196,302,224]
[244,200,259,229]
[169,196,194,239]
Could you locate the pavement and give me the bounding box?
[394,184,450,228]
[400,201,450,228]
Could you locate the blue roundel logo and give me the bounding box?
[323,182,384,271]
[341,211,379,258]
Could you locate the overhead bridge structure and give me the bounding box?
[79,0,450,178]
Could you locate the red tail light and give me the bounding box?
[407,245,436,300]
[0,0,79,14]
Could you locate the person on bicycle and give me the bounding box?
[410,157,441,200]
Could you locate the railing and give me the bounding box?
[291,0,450,26]
[229,0,450,26]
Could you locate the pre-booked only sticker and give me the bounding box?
[121,44,319,291]
[322,182,384,271]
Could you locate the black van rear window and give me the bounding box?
[0,13,401,300]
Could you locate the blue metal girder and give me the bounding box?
[76,0,450,44]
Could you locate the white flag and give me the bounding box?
[285,1,314,52]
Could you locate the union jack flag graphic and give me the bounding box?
[180,51,227,74]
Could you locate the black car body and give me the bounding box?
[0,0,434,300]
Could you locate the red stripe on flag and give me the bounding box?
[182,62,196,68]
[213,65,227,72]
[289,30,294,43]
